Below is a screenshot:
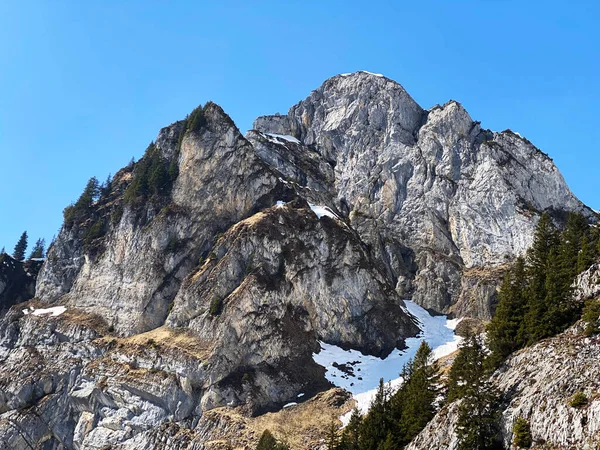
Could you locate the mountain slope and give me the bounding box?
[251,71,592,316]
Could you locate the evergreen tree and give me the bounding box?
[487,257,527,367]
[100,173,113,198]
[255,429,290,450]
[577,235,592,274]
[396,341,439,445]
[523,213,559,344]
[63,177,100,224]
[12,231,28,261]
[326,417,340,450]
[28,238,45,259]
[359,379,390,450]
[453,335,501,450]
[339,408,362,450]
[512,417,532,448]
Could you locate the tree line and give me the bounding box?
[2,231,46,261]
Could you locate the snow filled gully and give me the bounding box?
[312,301,462,426]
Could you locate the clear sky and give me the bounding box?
[1,1,598,253]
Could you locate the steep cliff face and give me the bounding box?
[37,103,287,336]
[407,322,600,450]
[252,71,593,314]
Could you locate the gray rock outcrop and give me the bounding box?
[407,323,600,449]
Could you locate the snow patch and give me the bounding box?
[360,70,384,77]
[24,306,67,317]
[309,204,338,220]
[283,402,297,409]
[313,301,462,426]
[264,133,301,144]
[276,200,286,208]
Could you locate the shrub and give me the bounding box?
[209,296,223,316]
[582,299,600,336]
[569,391,588,408]
[86,218,104,239]
[512,417,532,448]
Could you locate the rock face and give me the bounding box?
[0,71,595,449]
[406,323,600,449]
[250,72,593,314]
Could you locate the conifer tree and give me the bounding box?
[453,335,501,450]
[326,417,340,450]
[338,408,362,450]
[523,213,558,344]
[28,238,45,259]
[64,177,100,224]
[12,231,28,261]
[396,341,439,445]
[359,379,390,450]
[577,234,592,274]
[487,257,527,367]
[100,173,113,198]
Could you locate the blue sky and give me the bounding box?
[1,1,598,253]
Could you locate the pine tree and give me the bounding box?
[339,408,362,450]
[359,379,390,450]
[487,257,527,367]
[523,213,559,344]
[453,335,502,450]
[100,173,113,198]
[396,341,439,445]
[12,231,28,261]
[512,417,532,448]
[326,417,340,450]
[255,429,290,450]
[577,235,592,274]
[28,238,45,259]
[63,177,100,224]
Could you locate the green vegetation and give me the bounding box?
[63,177,100,224]
[487,212,598,367]
[569,391,588,408]
[12,231,28,261]
[582,299,600,336]
[450,335,502,450]
[328,341,440,450]
[256,429,290,450]
[124,143,175,205]
[28,238,45,259]
[186,104,206,134]
[209,296,223,316]
[512,417,532,448]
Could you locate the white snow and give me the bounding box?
[312,301,462,425]
[276,200,286,208]
[264,133,301,144]
[30,258,46,262]
[309,204,338,220]
[360,70,384,77]
[297,393,305,398]
[24,306,67,317]
[283,402,298,408]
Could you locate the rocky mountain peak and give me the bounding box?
[0,72,596,449]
